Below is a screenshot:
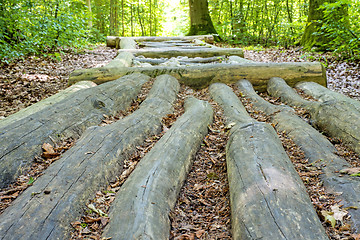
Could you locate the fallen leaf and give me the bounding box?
[42,143,55,154]
[331,204,348,224]
[83,216,101,223]
[320,210,336,227]
[339,167,360,175]
[195,229,205,238]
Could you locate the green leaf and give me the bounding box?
[28,177,35,185]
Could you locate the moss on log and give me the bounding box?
[268,77,360,156]
[0,81,97,129]
[209,83,328,240]
[69,62,326,91]
[102,97,212,240]
[0,75,179,240]
[237,79,360,231]
[0,73,149,188]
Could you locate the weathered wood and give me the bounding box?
[268,77,360,156]
[117,47,244,58]
[119,37,137,49]
[102,97,212,240]
[0,81,96,129]
[237,79,360,231]
[105,51,134,68]
[228,55,255,63]
[106,35,214,48]
[69,62,326,91]
[0,75,179,240]
[192,39,217,48]
[0,73,149,188]
[106,36,120,48]
[133,56,226,65]
[209,83,328,240]
[296,81,360,112]
[69,51,134,84]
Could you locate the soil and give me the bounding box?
[1,44,360,240]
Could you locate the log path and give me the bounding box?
[1,36,360,240]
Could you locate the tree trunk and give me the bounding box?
[102,97,212,239]
[86,0,92,28]
[209,83,328,240]
[0,73,149,188]
[237,79,360,231]
[0,75,179,240]
[268,77,360,156]
[300,0,347,49]
[187,0,218,36]
[0,81,96,129]
[69,62,326,91]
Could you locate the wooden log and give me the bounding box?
[106,35,214,48]
[69,51,133,84]
[0,73,149,188]
[117,47,244,58]
[133,56,226,65]
[102,97,212,240]
[106,36,120,48]
[69,62,326,91]
[0,75,180,240]
[237,79,360,231]
[0,81,96,129]
[105,51,134,68]
[228,55,255,63]
[119,37,137,49]
[192,39,217,48]
[296,81,360,112]
[209,83,328,240]
[268,77,360,156]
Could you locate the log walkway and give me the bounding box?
[1,35,359,240]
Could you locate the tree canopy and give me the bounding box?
[0,0,359,62]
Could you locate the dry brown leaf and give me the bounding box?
[195,229,205,238]
[42,143,55,154]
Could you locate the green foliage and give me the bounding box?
[0,0,92,63]
[208,0,309,47]
[318,0,360,60]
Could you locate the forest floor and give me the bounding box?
[0,44,360,240]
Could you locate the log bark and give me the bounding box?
[105,51,134,68]
[102,97,213,240]
[0,81,97,129]
[237,79,360,231]
[0,73,149,188]
[133,56,226,65]
[116,47,244,58]
[268,77,360,156]
[296,81,360,112]
[209,83,328,240]
[0,74,180,240]
[119,37,137,49]
[69,62,326,91]
[106,35,214,48]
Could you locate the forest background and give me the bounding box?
[0,0,359,63]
